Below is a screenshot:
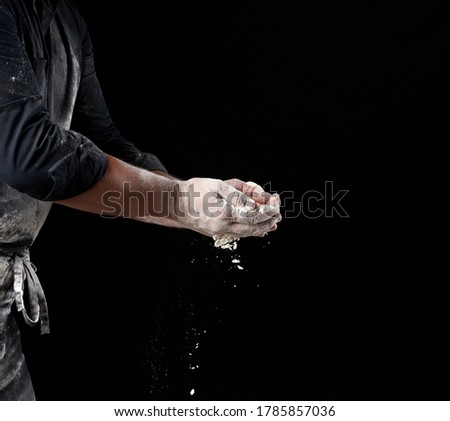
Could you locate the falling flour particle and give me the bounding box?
[213,234,239,250]
[190,389,195,396]
[232,259,240,264]
[236,265,244,270]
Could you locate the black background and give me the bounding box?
[20,1,449,400]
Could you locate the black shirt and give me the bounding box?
[0,0,166,201]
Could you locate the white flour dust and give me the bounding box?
[212,235,245,272]
[213,235,239,250]
[181,232,264,397]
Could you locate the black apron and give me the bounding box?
[0,185,51,400]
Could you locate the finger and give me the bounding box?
[225,179,272,204]
[225,179,263,201]
[217,182,257,210]
[225,178,245,190]
[268,193,281,208]
[231,204,280,224]
[245,181,265,196]
[226,215,279,237]
[245,181,272,204]
[243,181,263,195]
[240,181,271,204]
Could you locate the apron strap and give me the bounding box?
[12,253,50,335]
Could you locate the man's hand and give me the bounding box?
[225,179,282,235]
[56,156,281,238]
[173,178,281,238]
[225,179,273,203]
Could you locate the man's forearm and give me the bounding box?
[56,155,180,226]
[152,170,179,181]
[56,155,281,237]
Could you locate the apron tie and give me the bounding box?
[1,247,50,335]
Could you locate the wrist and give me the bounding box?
[167,179,184,223]
[169,179,197,227]
[138,175,178,220]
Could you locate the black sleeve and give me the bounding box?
[0,2,108,201]
[71,14,167,173]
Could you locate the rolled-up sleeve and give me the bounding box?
[0,2,108,201]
